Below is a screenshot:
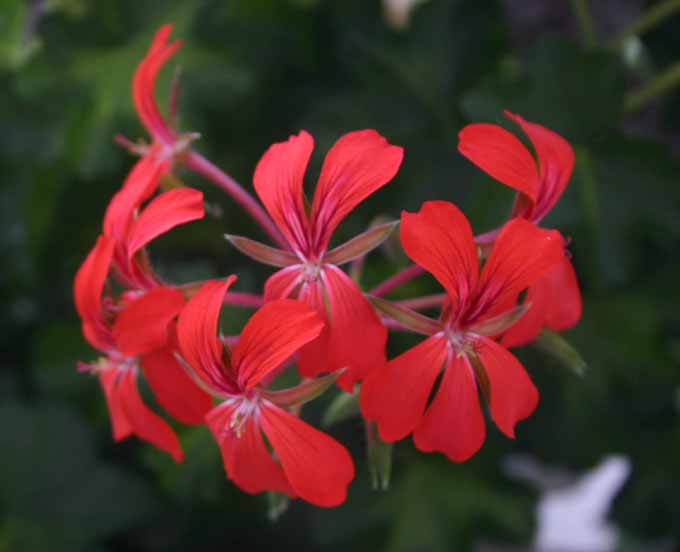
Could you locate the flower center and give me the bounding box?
[301,261,323,283]
[443,328,474,357]
[229,395,261,438]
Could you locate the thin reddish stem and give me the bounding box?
[223,291,263,309]
[183,150,287,249]
[370,264,424,297]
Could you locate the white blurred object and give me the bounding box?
[382,0,430,29]
[511,455,631,552]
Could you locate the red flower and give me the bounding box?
[74,236,212,462]
[226,130,403,391]
[176,279,355,507]
[103,155,204,289]
[360,201,564,462]
[458,111,581,346]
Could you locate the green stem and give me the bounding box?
[609,0,680,49]
[570,0,597,49]
[624,62,680,112]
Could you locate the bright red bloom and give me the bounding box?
[74,235,212,461]
[177,279,355,507]
[458,111,581,346]
[360,201,564,462]
[227,129,403,391]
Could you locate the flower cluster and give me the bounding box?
[75,25,581,508]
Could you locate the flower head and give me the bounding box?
[361,200,564,461]
[177,280,355,507]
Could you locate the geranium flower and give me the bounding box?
[176,279,355,507]
[225,130,403,391]
[360,200,564,462]
[458,111,581,346]
[74,236,212,462]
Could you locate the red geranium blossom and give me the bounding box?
[360,200,564,462]
[227,130,403,390]
[176,279,355,507]
[458,111,581,346]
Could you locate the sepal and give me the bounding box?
[366,420,392,490]
[225,234,298,268]
[535,329,587,377]
[324,220,399,265]
[262,370,345,408]
[468,303,531,337]
[368,295,441,336]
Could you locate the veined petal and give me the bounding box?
[253,131,313,254]
[413,353,486,462]
[263,266,303,302]
[112,286,186,356]
[118,369,183,462]
[400,201,478,315]
[126,187,204,259]
[176,278,238,395]
[505,111,574,222]
[232,299,324,390]
[99,367,133,441]
[324,220,399,265]
[225,234,299,268]
[475,336,539,438]
[74,235,115,352]
[140,348,213,425]
[206,402,294,496]
[458,122,538,202]
[259,401,354,507]
[133,24,181,144]
[310,130,403,252]
[501,256,582,347]
[468,219,564,324]
[360,334,448,442]
[318,265,387,390]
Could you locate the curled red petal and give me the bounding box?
[112,286,186,357]
[400,201,478,316]
[206,402,294,496]
[309,129,403,252]
[413,353,486,462]
[467,219,564,324]
[117,369,183,462]
[176,278,238,395]
[458,122,538,202]
[505,111,574,222]
[133,24,181,144]
[126,187,204,259]
[259,401,354,507]
[141,348,213,425]
[232,299,324,390]
[99,367,133,441]
[263,265,303,302]
[360,334,448,442]
[253,131,313,255]
[475,336,539,438]
[74,235,115,352]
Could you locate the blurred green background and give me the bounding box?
[2,0,680,550]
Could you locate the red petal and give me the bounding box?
[360,335,448,442]
[468,219,564,324]
[232,299,324,390]
[317,265,387,390]
[206,402,294,496]
[133,24,181,144]
[103,156,166,244]
[501,257,581,347]
[99,367,132,441]
[140,348,213,425]
[263,265,303,301]
[253,131,313,254]
[309,130,403,252]
[118,369,183,462]
[400,201,478,315]
[74,235,115,352]
[505,111,575,222]
[413,353,486,462]
[458,122,538,202]
[475,337,539,438]
[126,188,204,259]
[259,401,354,507]
[112,286,186,356]
[176,278,238,395]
